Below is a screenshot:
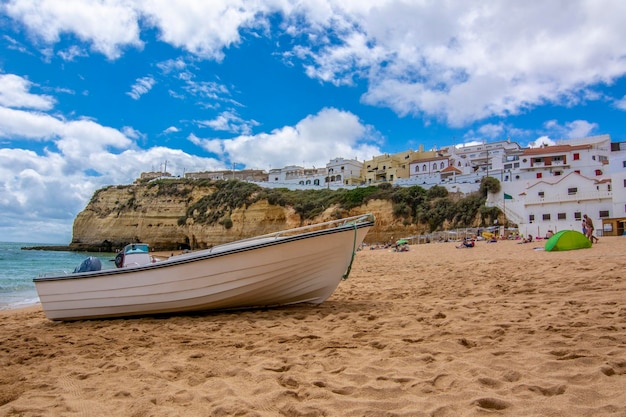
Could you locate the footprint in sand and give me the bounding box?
[472,397,511,410]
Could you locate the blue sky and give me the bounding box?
[1,1,626,243]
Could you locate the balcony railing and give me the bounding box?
[524,190,612,205]
[522,161,569,169]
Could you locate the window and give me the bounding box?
[575,170,581,174]
[433,163,437,170]
[415,166,419,173]
[554,171,562,176]
[574,212,582,220]
[623,160,626,168]
[440,162,445,169]
[536,173,542,178]
[595,169,603,176]
[529,214,535,222]
[568,187,578,195]
[573,153,580,160]
[538,191,545,198]
[558,213,566,220]
[423,164,427,171]
[504,163,512,169]
[599,210,609,218]
[543,214,551,221]
[514,162,520,168]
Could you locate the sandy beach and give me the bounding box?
[1,237,625,416]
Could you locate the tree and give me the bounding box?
[479,176,501,196]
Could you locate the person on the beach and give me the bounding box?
[518,234,533,244]
[456,237,474,248]
[582,218,587,236]
[583,214,599,243]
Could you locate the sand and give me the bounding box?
[1,237,625,416]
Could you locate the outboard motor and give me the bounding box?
[73,256,102,273]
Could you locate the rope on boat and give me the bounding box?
[342,222,359,280]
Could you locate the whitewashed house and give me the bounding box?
[326,158,363,186]
[489,135,614,237]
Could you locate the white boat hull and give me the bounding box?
[34,215,373,320]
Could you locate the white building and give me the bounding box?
[267,165,327,187]
[609,141,626,217]
[488,135,615,237]
[326,158,363,186]
[398,139,524,189]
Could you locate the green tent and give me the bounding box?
[544,230,592,252]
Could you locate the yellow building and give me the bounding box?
[361,149,437,184]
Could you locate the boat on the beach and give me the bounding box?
[34,213,375,320]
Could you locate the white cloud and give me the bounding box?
[7,1,626,125]
[529,136,556,148]
[191,107,382,169]
[0,74,56,110]
[127,76,156,100]
[188,133,224,156]
[4,0,143,59]
[196,111,260,135]
[614,95,626,111]
[0,106,63,140]
[163,126,180,134]
[543,119,598,140]
[157,57,188,74]
[289,1,626,126]
[0,103,227,243]
[137,1,272,60]
[57,44,87,61]
[526,119,599,147]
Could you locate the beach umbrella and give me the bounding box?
[396,239,408,245]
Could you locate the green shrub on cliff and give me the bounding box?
[155,178,500,231]
[182,180,262,225]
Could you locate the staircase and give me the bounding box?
[489,199,525,226]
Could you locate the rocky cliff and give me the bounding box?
[70,182,417,251]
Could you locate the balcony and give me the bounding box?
[522,161,569,169]
[524,190,612,205]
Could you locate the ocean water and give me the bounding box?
[0,242,116,310]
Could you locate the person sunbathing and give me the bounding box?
[456,238,474,248]
[518,234,533,244]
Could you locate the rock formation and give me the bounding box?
[69,182,416,252]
